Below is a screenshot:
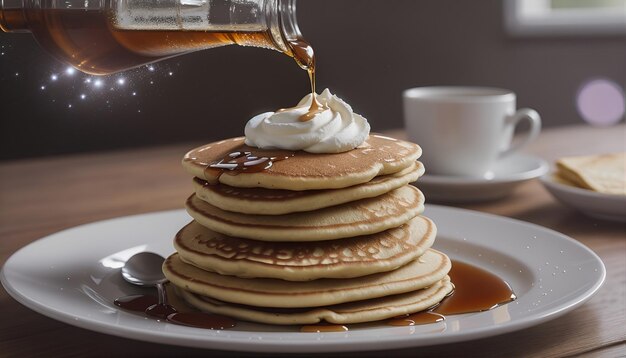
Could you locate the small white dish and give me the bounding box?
[541,171,626,222]
[1,207,604,353]
[414,154,549,203]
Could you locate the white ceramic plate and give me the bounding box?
[415,154,548,203]
[1,207,604,353]
[541,171,626,222]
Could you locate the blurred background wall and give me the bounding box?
[0,0,624,160]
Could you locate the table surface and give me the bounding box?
[1,124,624,357]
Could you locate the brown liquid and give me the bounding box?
[388,311,445,326]
[168,312,236,330]
[115,261,514,332]
[114,294,158,312]
[0,8,28,31]
[145,303,178,320]
[288,39,314,71]
[115,293,237,330]
[207,151,293,175]
[300,324,349,333]
[14,9,277,75]
[286,39,326,122]
[387,260,516,326]
[9,8,322,119]
[436,260,516,315]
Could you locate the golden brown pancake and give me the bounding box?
[193,161,424,215]
[176,276,453,325]
[185,185,425,241]
[182,134,422,190]
[174,216,436,281]
[163,249,451,308]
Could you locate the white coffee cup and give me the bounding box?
[403,86,541,177]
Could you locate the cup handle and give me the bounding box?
[499,108,541,158]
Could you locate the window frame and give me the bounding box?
[504,0,626,36]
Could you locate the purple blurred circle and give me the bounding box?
[576,79,625,126]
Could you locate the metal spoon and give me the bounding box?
[121,252,169,307]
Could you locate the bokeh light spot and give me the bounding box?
[576,78,625,126]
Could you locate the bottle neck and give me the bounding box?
[268,0,314,71]
[0,0,28,32]
[266,0,302,54]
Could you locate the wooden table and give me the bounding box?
[1,125,624,357]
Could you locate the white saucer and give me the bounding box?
[414,154,549,203]
[541,171,626,222]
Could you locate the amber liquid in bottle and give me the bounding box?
[4,6,322,118]
[16,8,277,75]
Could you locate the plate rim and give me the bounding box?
[0,207,606,353]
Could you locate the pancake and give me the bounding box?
[176,276,453,325]
[556,153,626,195]
[186,185,425,242]
[182,134,422,190]
[193,161,424,215]
[174,215,436,281]
[163,249,451,308]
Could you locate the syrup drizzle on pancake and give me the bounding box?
[203,150,294,180]
[182,136,422,191]
[209,151,293,173]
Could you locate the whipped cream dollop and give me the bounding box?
[244,89,370,153]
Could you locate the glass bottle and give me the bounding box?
[0,0,309,75]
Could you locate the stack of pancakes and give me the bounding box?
[163,134,453,325]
